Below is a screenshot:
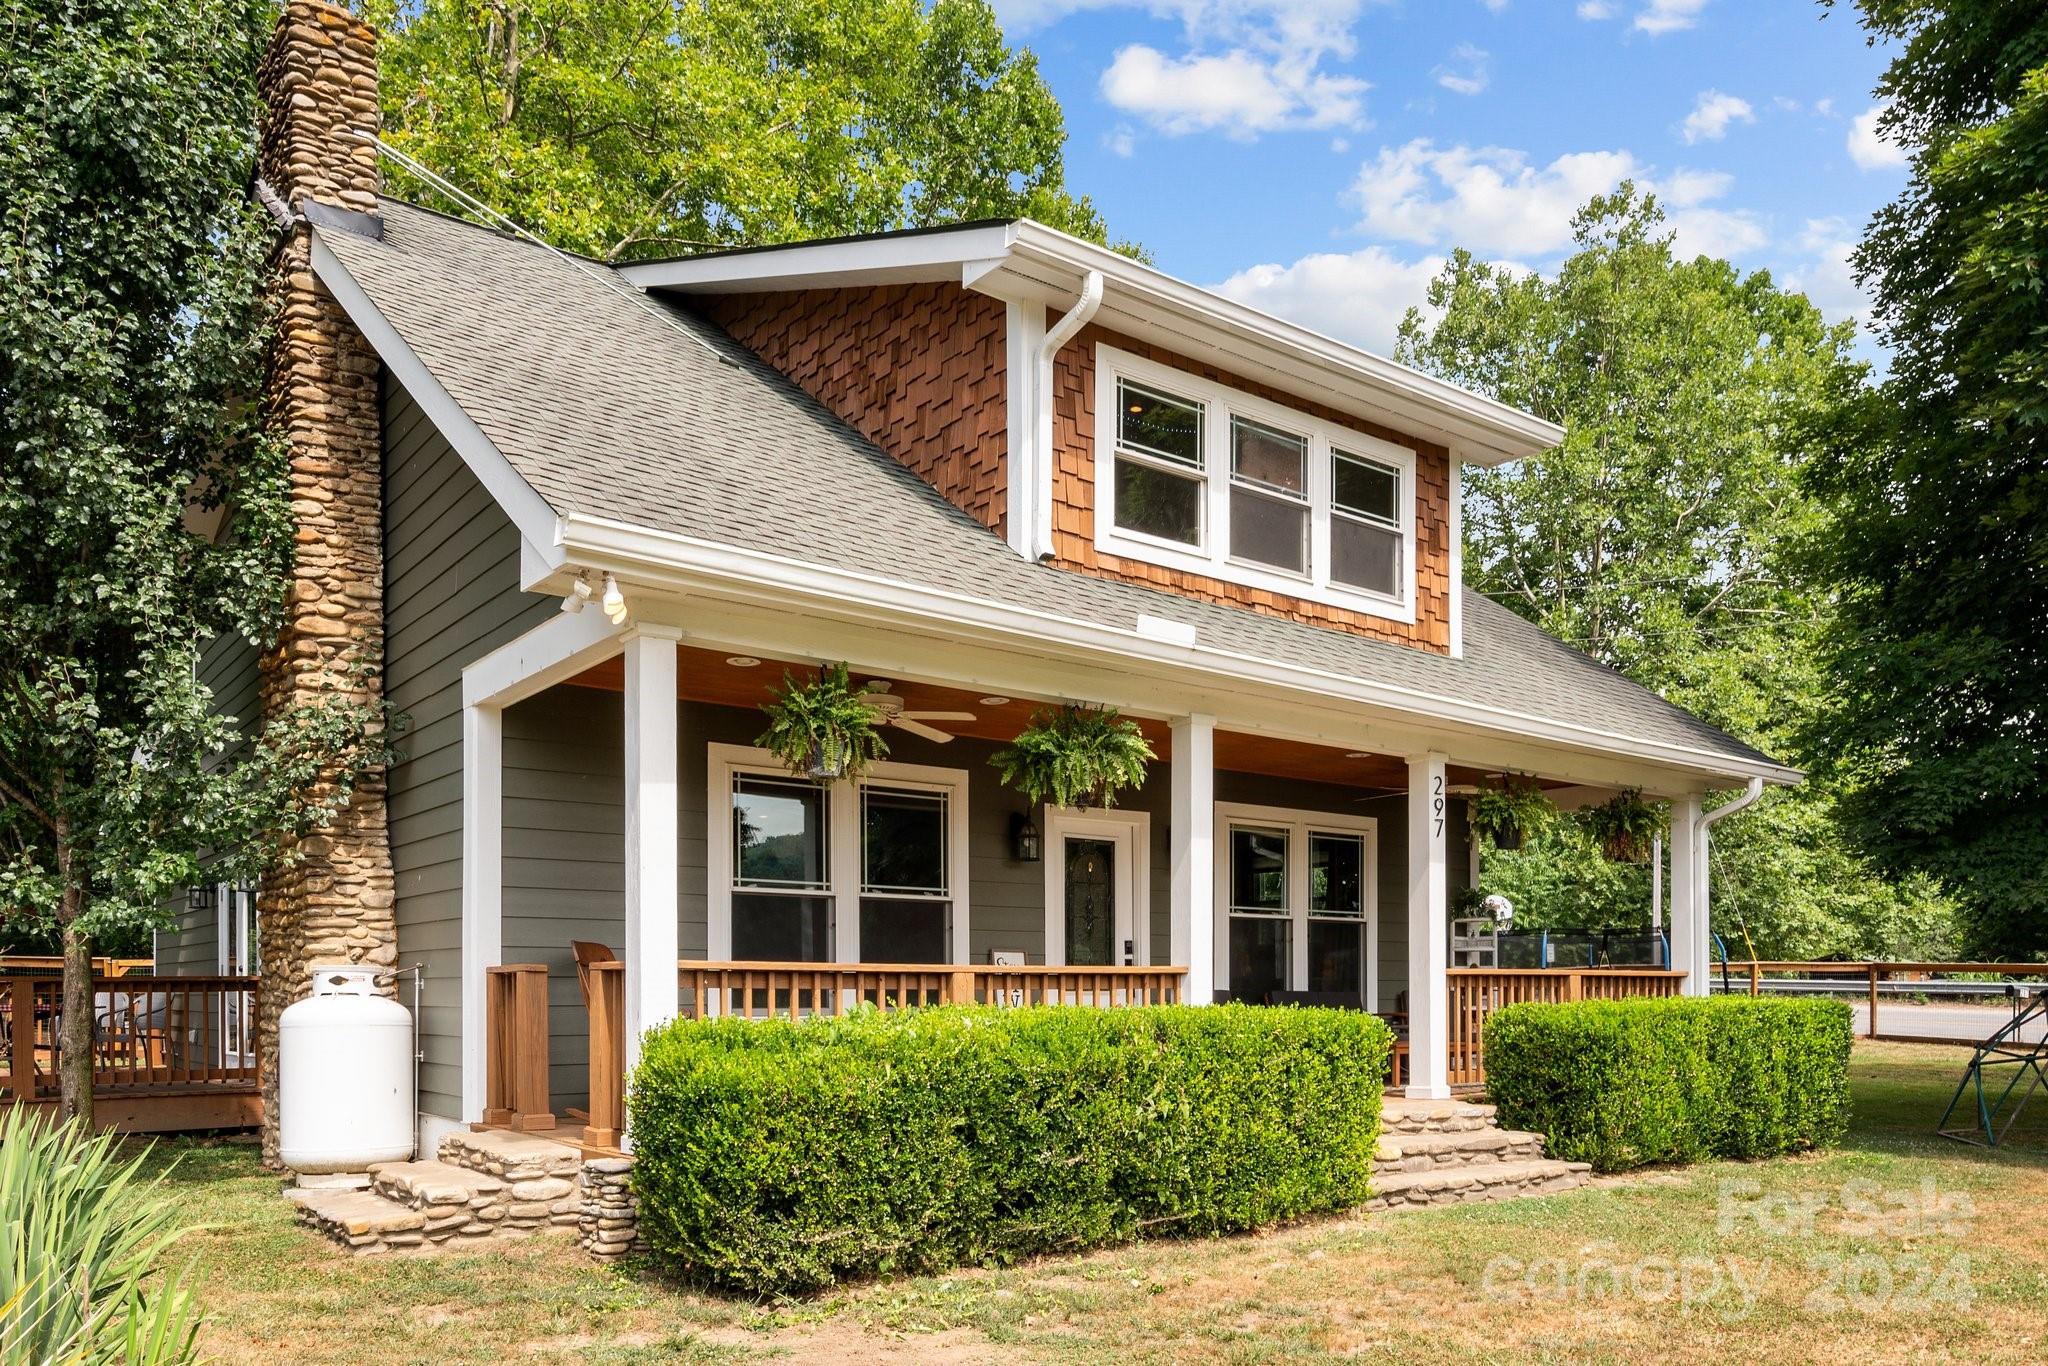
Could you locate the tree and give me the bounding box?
[1397,186,1952,960]
[365,0,1128,261]
[0,0,388,1125]
[1805,3,2048,957]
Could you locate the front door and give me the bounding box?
[1045,812,1148,967]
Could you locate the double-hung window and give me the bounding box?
[1095,345,1418,621]
[1215,804,1376,1005]
[713,746,968,965]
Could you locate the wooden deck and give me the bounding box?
[2,973,262,1133]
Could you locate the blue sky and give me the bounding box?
[992,0,1908,357]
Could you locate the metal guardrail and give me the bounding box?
[1721,962,2048,1041]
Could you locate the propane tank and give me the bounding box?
[278,965,414,1173]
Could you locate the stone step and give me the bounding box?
[1364,1157,1591,1212]
[293,1171,371,1192]
[287,1188,429,1252]
[438,1128,583,1182]
[368,1159,505,1212]
[1374,1127,1547,1171]
[1380,1096,1497,1134]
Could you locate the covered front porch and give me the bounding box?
[451,602,1712,1152]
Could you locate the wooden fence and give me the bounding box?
[1,974,262,1131]
[1446,967,1687,1087]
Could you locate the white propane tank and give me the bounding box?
[279,965,414,1173]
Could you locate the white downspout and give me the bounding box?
[1029,270,1103,560]
[1692,777,1764,985]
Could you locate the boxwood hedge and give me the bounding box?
[629,1004,1392,1295]
[1483,995,1852,1172]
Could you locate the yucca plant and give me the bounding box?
[0,1109,203,1364]
[756,662,888,780]
[990,704,1155,810]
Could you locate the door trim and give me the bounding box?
[1042,807,1152,967]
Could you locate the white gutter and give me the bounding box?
[1688,776,1765,977]
[1028,270,1103,559]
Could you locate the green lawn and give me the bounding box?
[152,1040,2048,1364]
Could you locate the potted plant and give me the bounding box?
[1585,788,1664,863]
[990,704,1154,810]
[756,662,887,780]
[1469,773,1554,851]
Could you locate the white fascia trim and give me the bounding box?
[616,223,1019,292]
[1448,460,1465,660]
[309,229,565,567]
[461,605,626,709]
[1003,301,1047,558]
[555,512,1802,787]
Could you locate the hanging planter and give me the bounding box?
[756,662,888,781]
[1585,788,1665,863]
[1469,773,1554,852]
[991,704,1155,811]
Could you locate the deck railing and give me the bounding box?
[1445,967,1686,1087]
[2,974,261,1126]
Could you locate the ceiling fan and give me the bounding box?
[858,680,976,744]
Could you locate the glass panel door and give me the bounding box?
[1050,816,1141,967]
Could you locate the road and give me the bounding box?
[1849,999,2046,1047]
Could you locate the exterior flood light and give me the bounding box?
[601,574,628,625]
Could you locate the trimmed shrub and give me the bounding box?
[1483,995,1852,1172]
[629,1004,1392,1295]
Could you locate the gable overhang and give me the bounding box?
[619,221,1564,468]
[549,511,1801,794]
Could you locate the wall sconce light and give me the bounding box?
[189,884,216,912]
[1010,811,1041,863]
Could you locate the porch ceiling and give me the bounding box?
[561,646,1497,791]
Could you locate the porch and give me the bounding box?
[443,604,1720,1150]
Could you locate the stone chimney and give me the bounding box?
[254,1,396,1163]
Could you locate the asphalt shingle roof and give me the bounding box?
[322,198,1785,777]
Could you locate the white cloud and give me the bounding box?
[1814,96,1834,117]
[1636,0,1709,34]
[1479,0,1510,12]
[1848,105,1909,170]
[1681,90,1754,144]
[1576,0,1615,17]
[1003,1,1379,139]
[1434,44,1490,97]
[1783,217,1873,329]
[1104,125,1137,158]
[1347,139,1766,262]
[1211,247,1450,356]
[1101,44,1368,135]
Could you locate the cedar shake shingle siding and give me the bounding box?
[1050,323,1455,654]
[697,284,1011,535]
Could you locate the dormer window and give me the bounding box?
[1095,345,1418,622]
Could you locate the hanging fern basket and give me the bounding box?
[1586,789,1665,864]
[990,704,1155,811]
[756,662,888,781]
[1469,773,1554,852]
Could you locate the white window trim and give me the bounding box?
[1040,805,1153,967]
[706,743,972,965]
[1093,344,1419,625]
[1211,801,1378,1008]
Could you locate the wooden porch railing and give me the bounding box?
[483,964,555,1133]
[2,974,261,1128]
[681,962,1188,1018]
[1446,967,1686,1087]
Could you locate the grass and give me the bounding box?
[148,1039,2048,1364]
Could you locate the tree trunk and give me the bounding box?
[56,896,94,1132]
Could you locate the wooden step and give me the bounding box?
[1364,1157,1591,1211]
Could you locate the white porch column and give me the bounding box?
[1406,751,1451,1099]
[1669,794,1707,996]
[1170,714,1216,1004]
[622,627,683,1071]
[458,701,503,1124]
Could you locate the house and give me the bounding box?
[157,3,1796,1164]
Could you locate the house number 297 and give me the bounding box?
[1432,773,1445,838]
